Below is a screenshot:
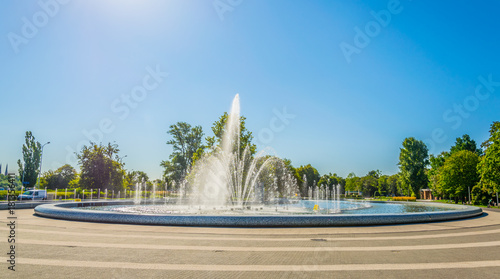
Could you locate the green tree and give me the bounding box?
[450,134,483,156]
[398,137,429,198]
[377,175,389,196]
[0,174,22,191]
[40,164,76,190]
[317,173,345,198]
[77,142,125,191]
[387,173,402,196]
[17,131,42,189]
[345,172,359,193]
[439,150,479,202]
[428,151,449,197]
[161,122,204,183]
[478,121,500,193]
[295,164,320,197]
[205,112,257,157]
[124,170,150,190]
[360,174,378,197]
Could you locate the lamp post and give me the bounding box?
[36,142,50,196]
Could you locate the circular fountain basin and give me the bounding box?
[34,200,483,227]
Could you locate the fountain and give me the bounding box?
[34,94,483,227]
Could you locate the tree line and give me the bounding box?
[11,119,500,205]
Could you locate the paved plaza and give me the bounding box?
[2,208,500,278]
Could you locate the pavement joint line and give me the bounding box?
[4,227,500,242]
[16,239,500,252]
[4,258,500,271]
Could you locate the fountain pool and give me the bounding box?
[34,199,482,227]
[34,94,482,227]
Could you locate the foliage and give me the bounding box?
[0,174,22,191]
[40,164,76,190]
[76,142,125,191]
[161,122,204,184]
[124,170,149,190]
[478,121,500,193]
[471,184,492,206]
[345,172,386,197]
[255,156,299,199]
[68,174,80,189]
[17,131,42,188]
[359,172,378,197]
[295,164,320,197]
[438,150,479,200]
[387,174,403,196]
[344,172,359,192]
[318,173,345,190]
[398,137,429,198]
[450,134,483,156]
[205,112,257,157]
[377,175,388,196]
[392,196,416,202]
[428,151,449,196]
[480,121,500,149]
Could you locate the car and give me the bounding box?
[17,190,47,201]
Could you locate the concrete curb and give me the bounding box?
[34,201,483,227]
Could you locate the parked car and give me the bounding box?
[17,190,47,201]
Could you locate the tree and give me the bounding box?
[428,151,449,197]
[450,134,482,156]
[295,164,320,197]
[398,137,429,198]
[478,121,500,194]
[40,164,76,190]
[359,174,378,197]
[205,112,257,157]
[77,142,125,191]
[439,150,479,202]
[17,131,42,189]
[161,122,204,183]
[317,173,345,198]
[481,121,500,149]
[125,170,150,190]
[345,172,359,193]
[0,174,22,191]
[377,175,389,196]
[367,170,381,179]
[387,174,403,196]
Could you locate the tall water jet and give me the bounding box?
[134,182,141,205]
[189,94,299,208]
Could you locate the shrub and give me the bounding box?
[392,196,416,202]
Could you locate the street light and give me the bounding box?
[36,142,50,195]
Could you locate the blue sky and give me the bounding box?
[1,0,499,179]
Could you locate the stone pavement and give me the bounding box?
[1,208,500,278]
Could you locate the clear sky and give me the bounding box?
[1,0,499,180]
